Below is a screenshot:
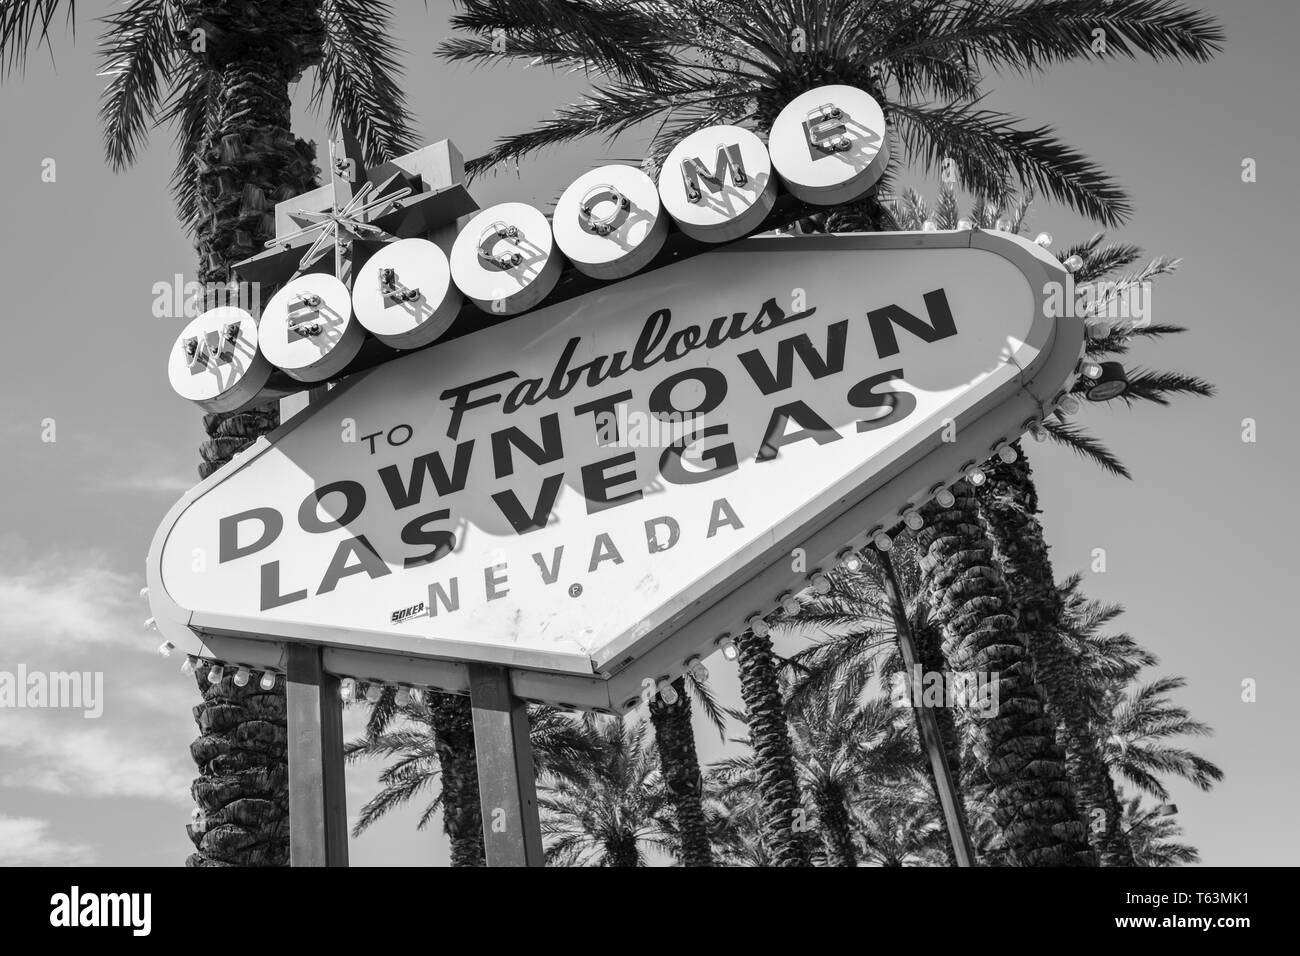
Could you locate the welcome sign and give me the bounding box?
[147,230,1082,711]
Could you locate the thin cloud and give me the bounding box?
[0,816,96,866]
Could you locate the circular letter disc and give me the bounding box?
[450,202,566,315]
[260,273,364,383]
[658,125,777,243]
[167,306,272,414]
[769,85,889,206]
[553,165,669,279]
[353,238,462,349]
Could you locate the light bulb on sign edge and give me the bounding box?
[656,679,679,706]
[1081,361,1103,380]
[838,549,863,573]
[208,664,225,684]
[747,615,770,638]
[686,657,709,683]
[996,443,1018,464]
[394,686,411,706]
[365,682,383,703]
[811,573,832,595]
[1027,420,1049,443]
[259,671,276,691]
[780,592,801,616]
[158,640,175,658]
[936,488,956,509]
[139,586,149,599]
[1063,254,1084,273]
[922,219,938,232]
[995,218,1012,233]
[1034,232,1053,248]
[957,218,973,231]
[717,635,738,661]
[234,666,250,687]
[181,656,197,676]
[903,509,924,531]
[873,530,893,551]
[1056,394,1081,416]
[144,617,157,631]
[965,466,986,487]
[340,677,357,702]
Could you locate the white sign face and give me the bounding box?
[658,126,777,242]
[450,202,566,314]
[149,232,1081,710]
[553,165,669,279]
[769,85,889,205]
[260,274,365,382]
[353,238,462,350]
[167,307,272,413]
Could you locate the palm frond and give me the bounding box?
[889,98,1132,225]
[441,0,676,90]
[1044,420,1132,478]
[158,56,216,227]
[312,0,419,165]
[0,0,74,78]
[1117,368,1216,406]
[97,0,177,170]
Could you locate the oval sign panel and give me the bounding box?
[148,231,1083,712]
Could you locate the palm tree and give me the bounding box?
[442,0,1221,867]
[647,675,726,866]
[1121,796,1200,866]
[1,0,418,865]
[1056,575,1221,859]
[539,713,673,866]
[887,187,1214,864]
[443,0,1220,224]
[779,548,975,864]
[346,693,591,865]
[1099,676,1224,801]
[914,479,1096,864]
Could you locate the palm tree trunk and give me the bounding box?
[915,480,1096,866]
[184,6,323,867]
[605,831,640,867]
[428,694,486,866]
[186,662,289,865]
[648,677,714,866]
[979,442,1135,866]
[734,629,812,867]
[813,783,857,867]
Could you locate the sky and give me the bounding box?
[0,0,1297,867]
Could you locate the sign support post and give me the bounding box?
[287,643,349,867]
[468,664,545,867]
[876,549,975,868]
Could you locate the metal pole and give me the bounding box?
[286,643,349,867]
[875,549,976,867]
[469,664,545,867]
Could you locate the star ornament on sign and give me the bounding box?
[269,132,412,280]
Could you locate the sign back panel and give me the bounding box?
[148,232,1082,710]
